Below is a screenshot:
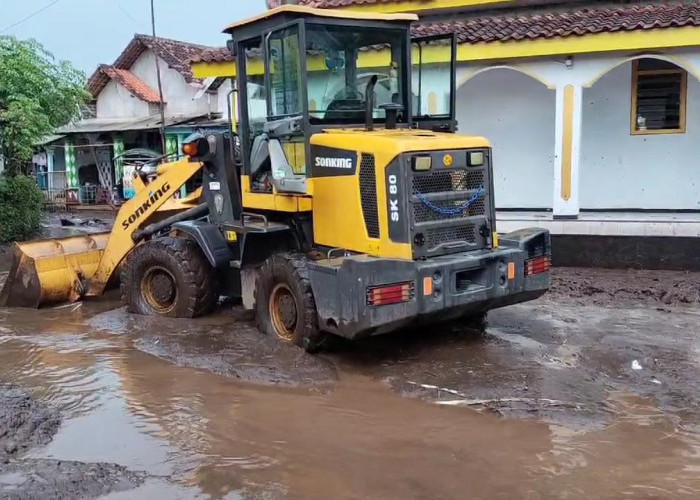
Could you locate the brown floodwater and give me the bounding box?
[1,289,700,499]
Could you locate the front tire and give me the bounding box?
[255,253,326,353]
[120,237,218,318]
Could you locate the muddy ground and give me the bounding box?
[1,212,700,498]
[0,386,145,499]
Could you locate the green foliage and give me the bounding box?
[0,36,90,175]
[0,175,44,243]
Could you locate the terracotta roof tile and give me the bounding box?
[88,34,218,97]
[190,47,234,64]
[412,3,700,43]
[131,35,213,82]
[99,65,163,103]
[191,2,700,67]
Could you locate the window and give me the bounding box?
[305,24,408,125]
[267,26,303,118]
[631,59,687,135]
[412,36,454,119]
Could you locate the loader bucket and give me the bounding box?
[0,233,110,308]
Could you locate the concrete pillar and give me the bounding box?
[553,84,582,218]
[65,142,78,189]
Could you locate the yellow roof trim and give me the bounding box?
[224,5,417,33]
[194,25,700,79]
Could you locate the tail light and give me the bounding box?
[366,281,415,306]
[525,255,551,277]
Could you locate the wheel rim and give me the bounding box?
[141,266,178,314]
[269,283,298,341]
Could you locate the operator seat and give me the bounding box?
[248,117,308,195]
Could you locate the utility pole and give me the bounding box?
[150,0,167,156]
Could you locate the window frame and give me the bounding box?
[630,59,688,136]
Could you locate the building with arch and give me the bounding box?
[192,0,700,267]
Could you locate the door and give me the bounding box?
[411,34,457,132]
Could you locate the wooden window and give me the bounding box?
[631,59,687,135]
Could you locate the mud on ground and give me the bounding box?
[548,267,700,307]
[0,386,145,499]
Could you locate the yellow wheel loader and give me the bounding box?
[1,6,551,352]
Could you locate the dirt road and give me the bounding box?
[0,214,699,498]
[0,264,698,498]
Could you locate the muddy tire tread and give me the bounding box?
[120,237,218,318]
[254,252,325,353]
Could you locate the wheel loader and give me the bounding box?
[0,5,551,352]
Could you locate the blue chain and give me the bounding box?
[414,187,486,216]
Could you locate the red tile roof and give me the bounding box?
[190,47,234,64]
[192,2,700,66]
[414,3,700,43]
[87,34,218,98]
[95,65,164,103]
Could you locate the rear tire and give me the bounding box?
[120,237,218,318]
[254,253,326,353]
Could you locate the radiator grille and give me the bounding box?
[413,198,486,222]
[359,154,380,238]
[425,225,477,250]
[412,170,484,194]
[410,160,489,256]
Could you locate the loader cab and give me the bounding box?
[225,6,456,199]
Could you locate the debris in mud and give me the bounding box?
[548,267,700,307]
[0,386,60,459]
[0,459,145,500]
[59,217,107,228]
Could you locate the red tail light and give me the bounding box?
[366,281,415,306]
[525,255,551,277]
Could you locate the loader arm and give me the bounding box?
[88,159,205,296]
[0,158,204,308]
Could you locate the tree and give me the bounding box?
[0,36,89,176]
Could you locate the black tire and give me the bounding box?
[254,253,326,353]
[120,237,218,318]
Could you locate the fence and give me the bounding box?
[40,170,68,211]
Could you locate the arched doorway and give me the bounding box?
[580,56,700,210]
[456,68,555,209]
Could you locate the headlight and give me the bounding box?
[412,156,432,171]
[468,151,485,167]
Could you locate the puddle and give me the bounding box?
[1,298,700,498]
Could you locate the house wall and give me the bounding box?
[580,61,700,210]
[130,51,211,116]
[96,79,150,118]
[456,68,556,209]
[217,79,233,121]
[452,47,700,215]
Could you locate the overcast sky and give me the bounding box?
[1,0,267,75]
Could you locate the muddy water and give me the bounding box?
[2,298,700,499]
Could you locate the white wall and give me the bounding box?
[130,51,210,117]
[580,61,700,210]
[96,79,150,118]
[456,68,555,209]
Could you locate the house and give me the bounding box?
[43,34,233,207]
[194,0,700,268]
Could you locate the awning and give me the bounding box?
[55,114,216,134]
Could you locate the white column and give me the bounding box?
[552,84,583,218]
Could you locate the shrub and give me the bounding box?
[0,175,44,243]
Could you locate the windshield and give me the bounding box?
[305,25,408,125]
